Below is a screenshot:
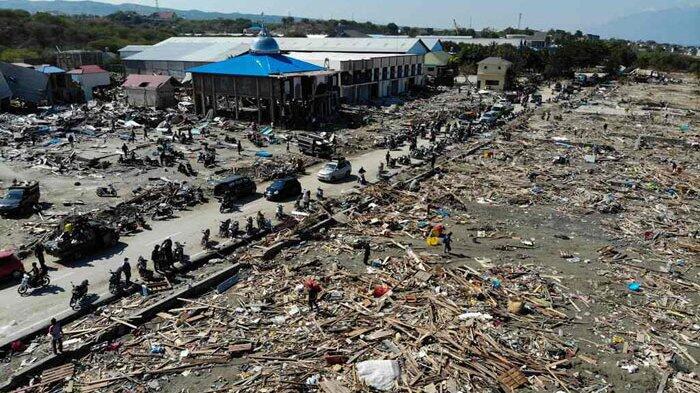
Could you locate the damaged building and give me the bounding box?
[0,62,83,107]
[122,74,179,108]
[187,30,339,126]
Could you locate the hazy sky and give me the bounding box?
[92,0,699,30]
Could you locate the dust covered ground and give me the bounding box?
[2,76,698,392]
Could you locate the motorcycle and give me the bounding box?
[174,241,186,264]
[108,270,122,295]
[228,221,239,238]
[219,197,239,214]
[219,219,231,237]
[151,204,174,221]
[96,184,117,197]
[70,280,89,309]
[17,273,50,295]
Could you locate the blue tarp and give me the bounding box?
[187,53,324,77]
[255,150,273,158]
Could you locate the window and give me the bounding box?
[498,66,501,70]
[373,68,379,81]
[404,65,409,76]
[397,66,403,78]
[411,64,416,76]
[485,80,500,86]
[382,67,388,80]
[390,66,395,79]
[417,64,422,75]
[483,66,488,70]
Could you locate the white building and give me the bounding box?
[67,65,111,101]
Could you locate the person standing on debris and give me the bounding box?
[286,139,290,152]
[443,232,453,254]
[362,242,371,265]
[143,127,149,140]
[48,318,63,355]
[385,150,391,166]
[121,143,129,157]
[129,130,136,143]
[430,154,436,169]
[121,258,131,283]
[67,133,75,149]
[304,278,322,313]
[237,140,243,155]
[35,243,47,272]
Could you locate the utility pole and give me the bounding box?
[517,13,522,30]
[155,0,159,10]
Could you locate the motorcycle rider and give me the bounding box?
[256,211,265,230]
[201,229,211,248]
[245,217,255,235]
[137,256,153,281]
[121,258,131,284]
[316,188,324,201]
[219,219,231,237]
[229,221,239,237]
[276,204,284,220]
[71,279,89,305]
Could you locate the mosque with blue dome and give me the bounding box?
[188,29,339,126]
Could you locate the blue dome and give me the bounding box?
[250,28,280,54]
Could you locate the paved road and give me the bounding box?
[0,142,419,341]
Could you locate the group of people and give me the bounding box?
[150,238,178,274]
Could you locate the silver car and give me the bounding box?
[317,159,352,182]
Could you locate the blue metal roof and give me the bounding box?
[187,53,324,77]
[38,65,65,74]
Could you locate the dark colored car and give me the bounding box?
[213,175,256,199]
[264,177,302,201]
[0,249,24,281]
[0,183,40,216]
[44,218,120,261]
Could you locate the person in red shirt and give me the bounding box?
[48,318,63,355]
[304,278,322,313]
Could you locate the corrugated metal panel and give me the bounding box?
[0,70,11,100]
[0,62,49,104]
[187,53,323,77]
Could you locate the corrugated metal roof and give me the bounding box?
[286,51,409,70]
[122,74,175,89]
[68,65,108,74]
[187,53,324,77]
[118,45,153,53]
[424,51,451,66]
[126,36,429,63]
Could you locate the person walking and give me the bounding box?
[362,242,371,265]
[304,278,322,313]
[48,318,63,355]
[443,232,453,254]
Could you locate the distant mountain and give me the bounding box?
[591,7,700,46]
[0,0,285,22]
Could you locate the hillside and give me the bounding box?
[591,7,700,46]
[0,0,285,22]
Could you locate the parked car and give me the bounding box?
[0,249,25,281]
[478,111,500,125]
[264,177,302,201]
[213,175,256,199]
[491,102,513,115]
[0,182,40,216]
[317,158,352,182]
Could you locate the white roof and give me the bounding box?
[125,36,429,62]
[286,52,408,70]
[118,45,153,52]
